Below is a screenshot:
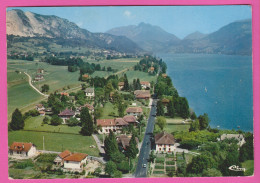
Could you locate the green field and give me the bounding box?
[165,123,190,133]
[126,70,157,83]
[8,130,99,156]
[8,59,84,93]
[99,102,118,119]
[8,71,44,119]
[242,160,254,176]
[24,116,81,134]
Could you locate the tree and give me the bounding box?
[202,168,222,177]
[112,170,122,178]
[167,100,175,118]
[198,113,210,130]
[43,116,49,124]
[178,97,189,118]
[156,116,166,131]
[10,108,24,130]
[104,130,119,159]
[239,133,254,161]
[41,84,50,93]
[190,112,197,120]
[105,161,117,177]
[187,154,213,174]
[50,115,63,126]
[156,100,164,116]
[67,117,80,127]
[80,107,94,136]
[123,74,129,91]
[149,151,156,163]
[125,134,139,159]
[189,120,200,132]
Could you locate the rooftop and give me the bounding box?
[126,107,143,113]
[64,153,88,162]
[9,142,34,152]
[155,132,175,145]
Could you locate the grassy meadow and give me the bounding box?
[8,131,99,156]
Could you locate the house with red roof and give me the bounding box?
[123,115,138,126]
[64,153,88,171]
[96,118,128,134]
[54,150,71,166]
[58,108,75,124]
[134,90,151,100]
[126,107,143,117]
[9,142,37,157]
[116,135,139,150]
[155,132,176,153]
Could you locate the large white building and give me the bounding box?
[64,153,88,171]
[54,150,71,166]
[96,118,129,134]
[155,132,176,153]
[9,142,37,157]
[220,134,246,147]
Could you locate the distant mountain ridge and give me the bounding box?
[107,20,252,55]
[107,22,180,53]
[6,9,143,54]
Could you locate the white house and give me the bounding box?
[126,107,143,117]
[54,150,71,166]
[140,81,151,89]
[36,104,45,111]
[9,142,37,157]
[97,118,129,134]
[85,88,95,99]
[155,132,175,153]
[220,134,246,147]
[64,153,88,171]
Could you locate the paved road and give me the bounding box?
[135,99,157,177]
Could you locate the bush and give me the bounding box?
[153,171,165,174]
[50,115,63,126]
[13,159,34,169]
[36,153,57,163]
[155,165,164,169]
[166,161,175,165]
[166,166,175,171]
[168,171,174,177]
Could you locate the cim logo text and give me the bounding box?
[228,165,246,172]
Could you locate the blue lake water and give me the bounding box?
[157,53,253,132]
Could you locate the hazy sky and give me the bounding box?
[8,6,252,39]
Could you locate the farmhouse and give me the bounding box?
[36,104,45,111]
[123,115,138,126]
[126,107,143,117]
[97,118,128,134]
[9,142,37,157]
[162,73,167,78]
[54,150,71,166]
[155,132,176,153]
[37,68,44,74]
[85,88,95,99]
[64,153,88,171]
[34,74,44,81]
[58,108,75,124]
[140,81,151,89]
[134,90,151,100]
[117,135,139,150]
[148,66,154,73]
[60,92,69,96]
[118,82,124,90]
[220,134,246,147]
[39,110,45,116]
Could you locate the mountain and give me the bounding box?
[6,9,143,54]
[167,19,252,55]
[107,22,180,53]
[107,20,252,55]
[183,31,207,40]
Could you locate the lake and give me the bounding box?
[158,53,253,132]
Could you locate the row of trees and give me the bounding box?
[104,130,139,177]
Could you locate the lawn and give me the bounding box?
[125,70,157,83]
[7,71,44,120]
[8,131,100,157]
[24,116,81,134]
[165,123,190,133]
[99,102,118,119]
[242,160,254,176]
